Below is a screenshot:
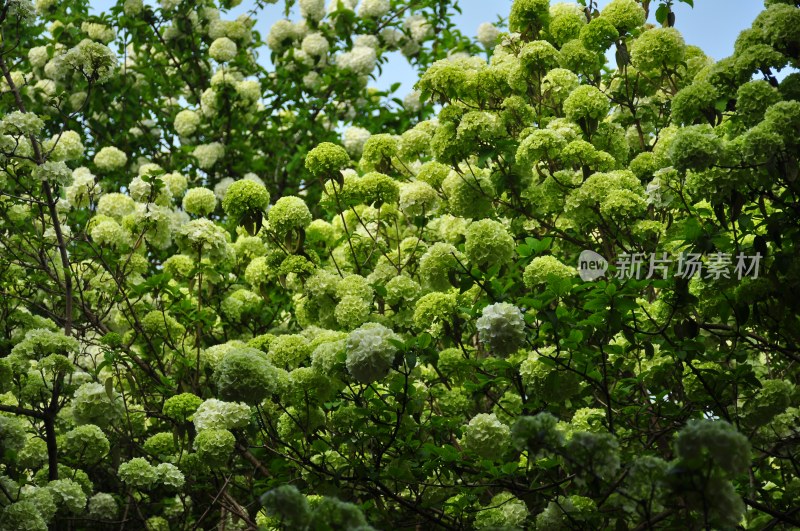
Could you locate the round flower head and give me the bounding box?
[413,291,458,336]
[675,419,750,477]
[477,302,526,356]
[580,17,619,52]
[524,255,576,290]
[416,161,450,189]
[162,392,203,422]
[668,124,722,172]
[192,398,251,431]
[509,0,550,35]
[192,142,225,169]
[72,382,122,427]
[209,37,237,62]
[88,492,118,520]
[359,134,399,173]
[563,85,610,125]
[399,181,440,218]
[267,19,298,52]
[155,463,184,489]
[268,196,313,236]
[358,172,400,206]
[672,81,719,125]
[511,412,565,452]
[630,27,686,71]
[175,218,231,262]
[462,412,510,459]
[358,0,390,18]
[299,0,325,21]
[336,45,377,75]
[548,3,585,46]
[345,323,400,384]
[342,127,371,158]
[222,179,270,219]
[118,457,158,490]
[305,142,351,179]
[193,429,235,467]
[214,347,280,404]
[93,146,127,170]
[441,170,495,219]
[600,0,646,35]
[302,32,329,57]
[474,492,528,530]
[63,424,110,463]
[64,39,117,83]
[182,187,217,216]
[477,22,501,48]
[464,219,515,268]
[566,431,621,482]
[47,478,87,514]
[174,109,201,137]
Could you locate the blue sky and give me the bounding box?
[90,0,768,95]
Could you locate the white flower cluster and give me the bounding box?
[209,37,237,62]
[343,126,371,157]
[477,22,501,48]
[462,413,510,458]
[336,46,377,76]
[193,142,225,169]
[476,302,527,356]
[345,323,400,384]
[192,399,252,432]
[358,0,390,18]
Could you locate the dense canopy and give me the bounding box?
[1,0,800,529]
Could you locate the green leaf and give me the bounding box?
[655,4,669,25]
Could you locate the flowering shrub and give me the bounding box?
[0,0,799,529]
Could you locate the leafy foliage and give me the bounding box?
[1,0,800,529]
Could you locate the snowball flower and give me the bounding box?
[221,179,270,219]
[630,27,686,71]
[345,323,400,384]
[64,39,117,84]
[475,493,528,530]
[194,429,236,466]
[563,85,610,124]
[306,141,351,178]
[342,127,371,157]
[358,0,390,18]
[192,142,225,169]
[215,348,281,404]
[477,22,501,48]
[182,187,217,216]
[336,46,377,75]
[88,492,118,520]
[268,196,313,236]
[302,32,329,57]
[509,0,550,34]
[600,0,646,35]
[192,399,252,431]
[462,413,510,458]
[299,0,325,21]
[175,218,231,262]
[155,463,185,489]
[174,109,201,136]
[464,219,515,268]
[118,458,158,489]
[399,181,439,217]
[523,255,575,289]
[209,37,237,62]
[476,302,526,356]
[675,419,751,476]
